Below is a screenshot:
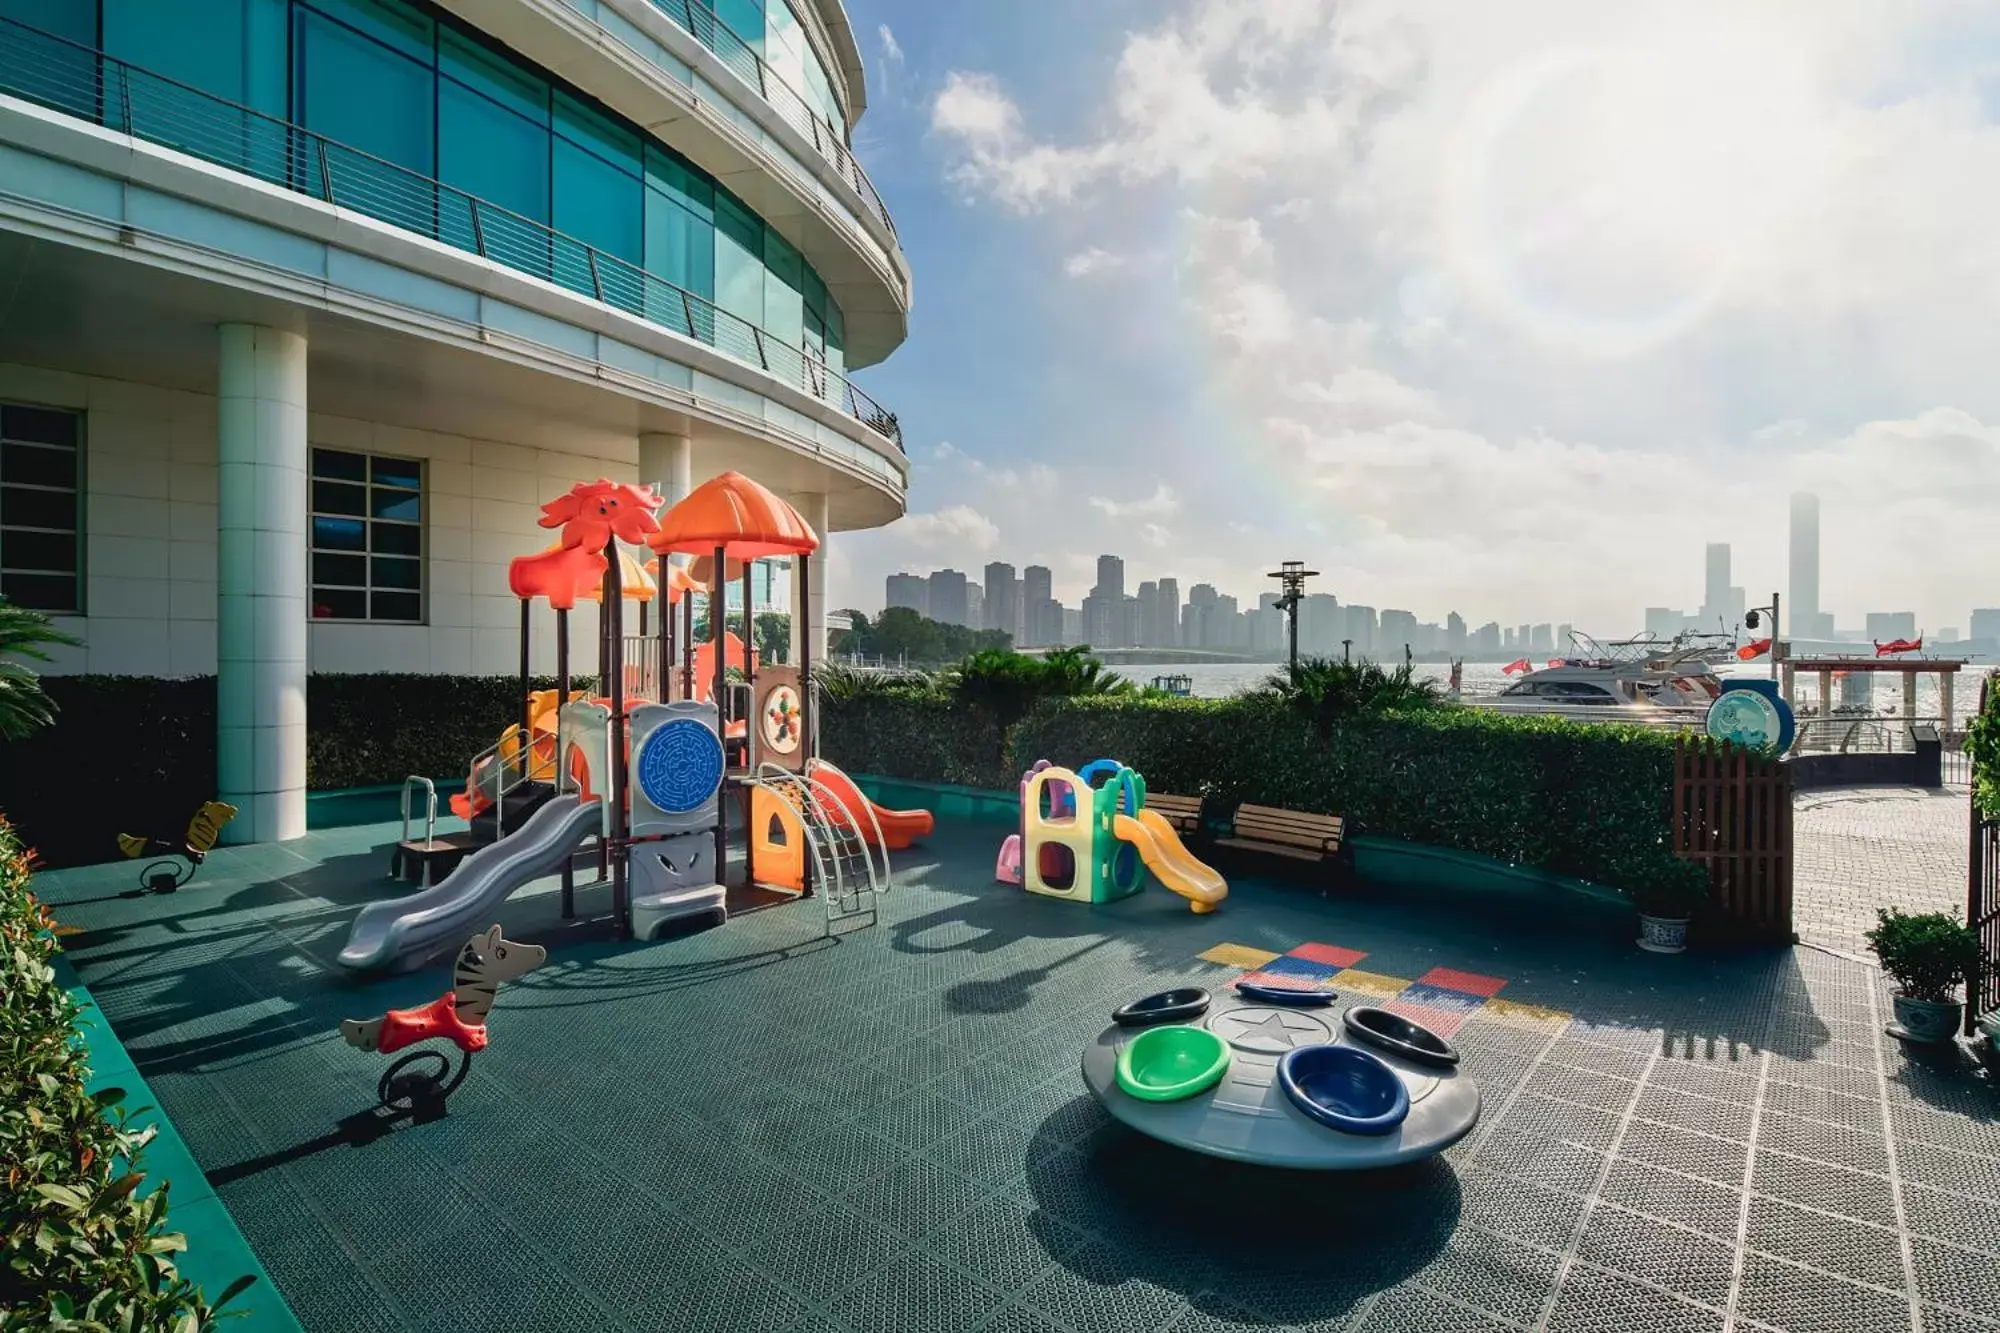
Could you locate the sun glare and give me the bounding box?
[1444,14,1835,355]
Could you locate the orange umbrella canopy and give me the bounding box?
[649,471,819,559]
[641,558,706,604]
[575,545,657,603]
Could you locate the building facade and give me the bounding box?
[0,0,911,839]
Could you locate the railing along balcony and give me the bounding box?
[653,0,896,241]
[0,18,903,449]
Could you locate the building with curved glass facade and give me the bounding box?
[0,0,910,840]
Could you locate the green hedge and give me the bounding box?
[825,693,1695,898]
[818,689,1012,790]
[0,819,254,1329]
[0,674,596,867]
[305,673,595,790]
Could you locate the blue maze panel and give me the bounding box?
[635,717,724,814]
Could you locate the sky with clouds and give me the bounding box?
[834,0,2000,636]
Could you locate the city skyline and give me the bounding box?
[875,490,2000,657]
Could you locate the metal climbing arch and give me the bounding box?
[749,764,891,934]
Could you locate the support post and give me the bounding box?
[741,555,756,886]
[518,599,532,768]
[712,545,728,890]
[607,556,628,937]
[1905,671,1919,734]
[799,551,815,899]
[1943,670,1956,738]
[556,608,573,919]
[216,324,308,843]
[1817,668,1833,739]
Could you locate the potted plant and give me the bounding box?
[1865,908,1979,1043]
[1633,871,1706,955]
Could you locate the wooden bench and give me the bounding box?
[1143,792,1205,838]
[1214,804,1353,885]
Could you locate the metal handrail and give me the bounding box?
[0,17,903,449]
[650,0,897,240]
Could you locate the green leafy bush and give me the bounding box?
[305,673,596,790]
[0,819,256,1329]
[1866,908,1979,1004]
[1967,681,2000,821]
[824,691,1700,899]
[0,599,82,740]
[1257,657,1447,734]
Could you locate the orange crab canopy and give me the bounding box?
[648,471,819,560]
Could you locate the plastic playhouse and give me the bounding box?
[996,758,1227,913]
[337,472,932,973]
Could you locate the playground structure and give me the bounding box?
[997,758,1227,914]
[338,472,928,973]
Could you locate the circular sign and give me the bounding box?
[1706,679,1795,752]
[634,717,724,814]
[761,684,802,756]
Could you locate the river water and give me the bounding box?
[1123,660,1989,720]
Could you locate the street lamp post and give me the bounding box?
[1267,561,1319,674]
[1746,591,1781,684]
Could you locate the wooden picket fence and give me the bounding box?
[1671,737,1795,944]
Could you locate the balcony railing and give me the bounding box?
[0,18,903,449]
[654,0,896,241]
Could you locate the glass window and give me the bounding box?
[296,1,435,180]
[713,191,764,331]
[762,226,803,349]
[439,53,551,266]
[311,447,423,622]
[0,402,82,613]
[716,0,765,55]
[553,90,643,308]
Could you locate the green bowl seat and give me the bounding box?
[1115,1024,1232,1102]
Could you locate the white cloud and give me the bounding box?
[1063,247,1130,278]
[904,0,2000,630]
[895,505,1001,553]
[1137,523,1174,548]
[878,23,903,65]
[1088,484,1181,520]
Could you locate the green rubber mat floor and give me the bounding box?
[36,817,2000,1332]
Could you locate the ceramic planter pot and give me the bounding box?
[1888,995,1961,1044]
[1637,913,1690,955]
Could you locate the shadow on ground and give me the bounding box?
[1022,1103,1461,1325]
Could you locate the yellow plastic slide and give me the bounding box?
[1113,810,1228,914]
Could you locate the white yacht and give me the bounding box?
[1474,633,1732,719]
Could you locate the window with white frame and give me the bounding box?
[309,448,423,622]
[0,403,83,614]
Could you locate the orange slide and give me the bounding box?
[810,759,933,851]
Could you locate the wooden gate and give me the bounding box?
[1968,679,1999,1034]
[1672,737,1795,944]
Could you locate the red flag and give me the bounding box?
[1874,637,1922,656]
[1502,658,1532,675]
[1547,658,1564,668]
[1736,638,1772,661]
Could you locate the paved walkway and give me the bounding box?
[1793,785,1970,961]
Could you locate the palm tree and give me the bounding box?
[0,600,81,740]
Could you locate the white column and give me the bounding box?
[217,325,308,843]
[789,491,829,667]
[1903,671,1919,728]
[638,431,693,508]
[1942,671,1955,736]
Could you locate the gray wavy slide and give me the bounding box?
[338,795,602,972]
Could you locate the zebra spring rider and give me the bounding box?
[115,800,237,894]
[340,925,547,1111]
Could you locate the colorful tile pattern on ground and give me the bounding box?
[1200,940,1572,1037]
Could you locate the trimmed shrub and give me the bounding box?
[818,689,1012,790]
[0,677,216,871]
[0,819,256,1329]
[305,673,596,790]
[0,674,599,867]
[826,692,1695,898]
